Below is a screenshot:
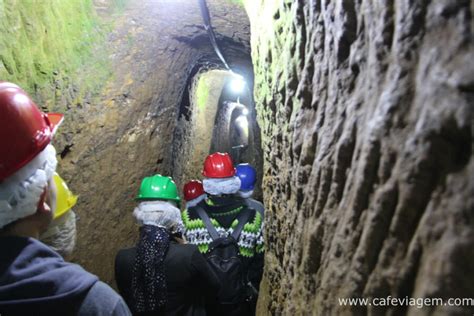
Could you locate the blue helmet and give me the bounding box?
[235,163,257,191]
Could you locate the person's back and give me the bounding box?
[183,153,264,316]
[0,237,129,316]
[184,196,264,256]
[116,241,220,315]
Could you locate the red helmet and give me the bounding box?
[183,180,205,201]
[202,152,236,178]
[0,82,63,181]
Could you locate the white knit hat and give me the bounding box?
[237,190,254,199]
[40,210,77,256]
[133,200,184,234]
[0,144,57,229]
[203,176,241,196]
[185,194,207,208]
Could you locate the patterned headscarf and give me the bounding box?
[131,200,183,313]
[131,225,170,313]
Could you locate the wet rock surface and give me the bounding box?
[245,1,473,315]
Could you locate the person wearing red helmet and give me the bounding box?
[200,152,242,195]
[183,180,207,209]
[182,152,264,316]
[0,82,130,316]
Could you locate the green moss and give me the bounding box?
[196,75,211,111]
[0,0,111,109]
[111,0,129,14]
[227,0,244,7]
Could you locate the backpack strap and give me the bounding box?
[195,203,254,242]
[231,206,254,241]
[195,205,220,241]
[243,199,264,218]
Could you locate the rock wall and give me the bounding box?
[0,0,110,110]
[245,1,473,315]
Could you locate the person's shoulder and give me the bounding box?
[247,198,263,207]
[247,198,264,215]
[166,242,201,268]
[78,281,131,316]
[170,242,200,256]
[116,247,136,257]
[115,247,136,265]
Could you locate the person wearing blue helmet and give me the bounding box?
[235,163,264,217]
[234,163,264,315]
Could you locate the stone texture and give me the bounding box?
[245,0,473,315]
[0,0,109,108]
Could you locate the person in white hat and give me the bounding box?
[0,82,131,316]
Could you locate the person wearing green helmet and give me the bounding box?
[115,174,220,316]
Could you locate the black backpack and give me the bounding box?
[195,205,254,305]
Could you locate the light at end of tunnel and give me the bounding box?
[230,77,246,94]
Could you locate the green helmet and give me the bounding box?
[136,174,181,203]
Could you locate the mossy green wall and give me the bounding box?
[0,0,110,110]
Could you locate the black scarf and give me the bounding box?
[131,225,170,313]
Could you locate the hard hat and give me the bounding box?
[235,163,257,191]
[53,173,78,219]
[202,152,236,178]
[136,174,181,203]
[0,82,63,181]
[183,180,205,201]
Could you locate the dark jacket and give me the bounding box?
[115,241,220,316]
[0,236,130,316]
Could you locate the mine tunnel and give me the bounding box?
[0,0,473,315]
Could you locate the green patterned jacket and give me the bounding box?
[182,197,264,258]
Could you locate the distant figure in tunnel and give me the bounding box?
[182,152,264,316]
[183,180,207,209]
[115,174,220,316]
[0,82,131,316]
